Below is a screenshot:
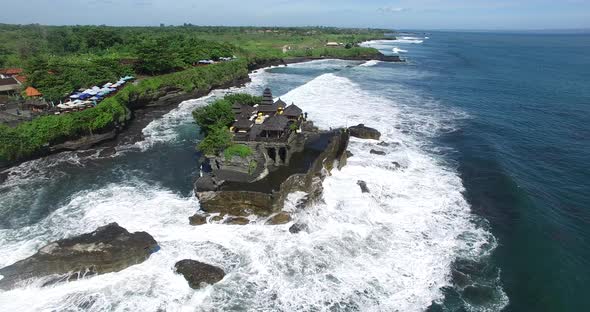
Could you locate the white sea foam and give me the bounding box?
[0,63,505,311]
[393,47,408,54]
[359,60,380,67]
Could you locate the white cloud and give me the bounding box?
[377,6,408,13]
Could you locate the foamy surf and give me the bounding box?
[393,47,408,54]
[0,60,507,311]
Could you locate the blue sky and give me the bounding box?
[1,0,589,30]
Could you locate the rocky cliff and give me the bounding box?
[195,129,349,217]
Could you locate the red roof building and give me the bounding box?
[0,68,23,76]
[25,86,42,97]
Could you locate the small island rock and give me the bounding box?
[174,259,225,289]
[289,223,309,234]
[348,124,381,140]
[266,212,292,225]
[0,222,158,290]
[189,214,208,226]
[357,180,370,193]
[370,149,386,155]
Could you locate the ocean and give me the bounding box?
[0,31,589,311]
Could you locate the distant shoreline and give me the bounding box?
[0,52,402,171]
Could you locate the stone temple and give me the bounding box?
[229,88,305,167]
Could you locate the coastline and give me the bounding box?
[0,53,402,171]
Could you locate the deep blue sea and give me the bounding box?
[0,32,589,311]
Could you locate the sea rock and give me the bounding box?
[194,174,218,192]
[348,124,381,140]
[370,149,386,155]
[189,214,208,226]
[224,217,250,225]
[346,150,354,158]
[377,141,390,147]
[266,212,292,225]
[357,180,370,193]
[0,171,8,184]
[0,223,158,290]
[211,215,224,222]
[98,147,117,158]
[174,259,225,289]
[289,223,309,234]
[391,161,401,169]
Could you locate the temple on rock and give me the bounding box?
[229,88,305,166]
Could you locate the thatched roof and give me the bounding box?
[261,88,274,106]
[262,115,289,131]
[257,104,279,113]
[275,98,287,108]
[283,104,302,117]
[233,117,254,129]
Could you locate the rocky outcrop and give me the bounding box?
[174,259,225,289]
[196,130,350,217]
[370,149,386,155]
[357,180,370,193]
[266,212,292,225]
[0,223,158,290]
[224,217,250,225]
[198,191,274,216]
[49,129,118,152]
[348,124,381,140]
[189,214,208,226]
[289,223,309,234]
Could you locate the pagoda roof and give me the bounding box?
[283,104,302,117]
[262,115,289,131]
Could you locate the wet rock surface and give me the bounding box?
[224,217,250,225]
[189,214,208,226]
[370,149,386,155]
[266,212,292,225]
[174,259,225,289]
[348,124,381,140]
[0,223,158,290]
[357,180,370,193]
[289,223,309,234]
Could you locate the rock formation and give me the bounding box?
[348,124,381,140]
[174,259,225,289]
[0,223,158,290]
[266,212,292,225]
[370,149,386,155]
[357,180,370,193]
[189,214,207,226]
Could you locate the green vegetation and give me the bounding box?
[0,60,249,162]
[224,144,253,161]
[0,24,393,163]
[193,93,260,155]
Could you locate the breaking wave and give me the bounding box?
[0,61,506,311]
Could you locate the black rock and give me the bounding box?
[0,223,159,290]
[370,149,386,155]
[348,124,381,140]
[289,223,309,234]
[98,147,117,158]
[377,141,390,147]
[346,150,354,158]
[0,171,8,184]
[357,180,370,193]
[174,259,225,289]
[391,161,401,169]
[194,174,218,192]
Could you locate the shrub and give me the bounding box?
[224,144,252,160]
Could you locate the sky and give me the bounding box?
[1,0,589,30]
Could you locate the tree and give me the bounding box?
[135,38,177,75]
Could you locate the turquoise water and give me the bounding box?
[0,32,589,311]
[369,32,590,311]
